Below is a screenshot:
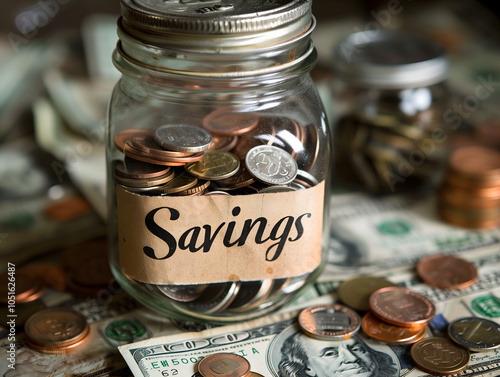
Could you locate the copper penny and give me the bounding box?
[361,312,427,345]
[411,337,470,376]
[298,304,361,340]
[448,145,500,182]
[124,143,204,166]
[437,205,500,229]
[0,273,46,304]
[438,184,500,209]
[210,134,239,151]
[43,196,92,221]
[114,158,171,179]
[114,167,175,188]
[20,264,66,291]
[198,352,251,377]
[126,131,194,157]
[114,129,148,152]
[203,107,260,136]
[417,254,478,290]
[369,286,436,328]
[25,307,90,353]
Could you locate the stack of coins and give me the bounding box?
[24,307,91,353]
[437,145,500,229]
[333,104,448,193]
[113,109,322,316]
[361,286,435,345]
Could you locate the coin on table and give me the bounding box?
[203,107,260,136]
[245,145,297,185]
[25,307,90,353]
[154,124,213,153]
[411,337,470,376]
[369,287,436,328]
[198,352,251,377]
[362,312,427,345]
[186,150,240,181]
[448,317,500,352]
[0,273,46,304]
[298,304,361,341]
[417,254,478,290]
[338,276,395,312]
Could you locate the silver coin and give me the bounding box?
[156,284,208,302]
[448,317,500,352]
[204,190,231,196]
[185,282,240,314]
[295,169,319,187]
[154,124,213,152]
[227,279,274,312]
[245,145,298,185]
[258,185,296,194]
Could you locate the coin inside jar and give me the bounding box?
[154,124,213,152]
[298,304,361,340]
[186,150,240,181]
[197,352,251,377]
[245,145,298,185]
[203,107,260,136]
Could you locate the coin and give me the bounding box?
[361,312,427,345]
[156,284,208,302]
[186,150,240,180]
[214,165,255,190]
[198,352,251,377]
[437,204,500,229]
[154,171,198,195]
[20,263,66,291]
[43,196,92,221]
[205,191,231,196]
[175,180,211,196]
[126,131,195,157]
[298,304,361,340]
[114,168,175,188]
[448,317,500,352]
[0,273,46,304]
[417,254,478,290]
[245,145,297,185]
[114,159,171,180]
[114,129,148,152]
[258,185,296,194]
[338,276,395,312]
[448,145,500,183]
[369,287,436,328]
[227,279,274,312]
[184,282,241,314]
[154,124,213,152]
[411,337,470,376]
[210,134,238,151]
[203,107,260,136]
[25,307,90,353]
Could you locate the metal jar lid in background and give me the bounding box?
[333,30,449,89]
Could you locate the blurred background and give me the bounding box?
[0,0,499,261]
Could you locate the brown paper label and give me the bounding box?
[116,181,324,285]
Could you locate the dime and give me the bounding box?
[417,254,478,290]
[154,124,213,152]
[448,317,500,352]
[25,307,90,353]
[198,352,251,377]
[203,107,260,136]
[156,284,208,302]
[362,312,427,345]
[338,276,395,312]
[245,145,297,185]
[411,337,470,376]
[186,151,240,181]
[114,158,171,179]
[369,287,436,328]
[298,304,361,340]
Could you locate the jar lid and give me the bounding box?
[333,30,449,88]
[120,0,311,38]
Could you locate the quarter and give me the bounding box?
[298,304,361,340]
[245,145,297,185]
[154,124,213,152]
[448,317,500,352]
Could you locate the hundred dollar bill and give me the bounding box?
[324,191,500,281]
[120,247,500,377]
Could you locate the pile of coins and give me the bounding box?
[24,307,91,354]
[333,105,448,193]
[113,108,322,316]
[437,145,500,229]
[195,353,264,377]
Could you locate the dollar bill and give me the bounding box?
[323,191,500,281]
[119,246,500,377]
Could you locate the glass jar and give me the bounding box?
[106,0,331,323]
[330,30,452,194]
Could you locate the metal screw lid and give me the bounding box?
[333,30,449,89]
[121,0,311,35]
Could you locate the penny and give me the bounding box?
[411,337,470,376]
[154,124,213,152]
[298,123,319,171]
[156,284,208,302]
[417,254,478,290]
[210,134,238,151]
[126,131,195,157]
[231,122,276,160]
[448,145,500,183]
[20,263,66,291]
[203,107,260,136]
[198,352,251,377]
[25,307,90,353]
[263,117,304,158]
[369,287,436,328]
[362,312,427,345]
[114,168,175,188]
[43,196,92,221]
[338,276,395,312]
[186,151,240,181]
[124,142,205,166]
[0,273,46,304]
[438,184,500,209]
[114,129,148,152]
[114,158,171,180]
[245,145,297,185]
[249,373,264,377]
[448,317,500,352]
[298,304,361,340]
[437,204,500,229]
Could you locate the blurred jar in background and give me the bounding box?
[330,30,452,194]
